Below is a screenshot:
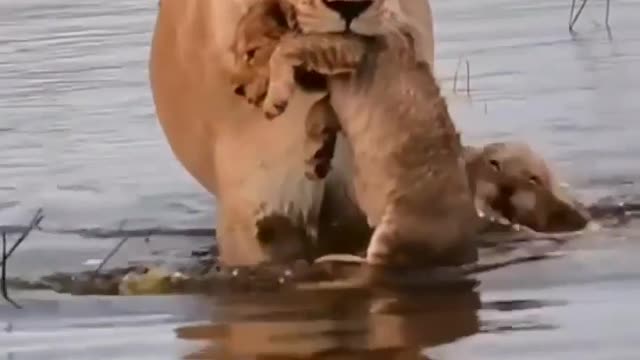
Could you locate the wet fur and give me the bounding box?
[231,0,479,268]
[150,0,436,266]
[464,141,591,233]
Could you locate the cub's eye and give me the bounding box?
[529,175,541,186]
[489,159,501,172]
[244,48,257,63]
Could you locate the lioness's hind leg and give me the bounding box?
[304,95,341,180]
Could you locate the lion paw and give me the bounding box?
[262,85,292,120]
[263,98,289,120]
[233,76,269,108]
[245,77,269,107]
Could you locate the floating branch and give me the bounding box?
[1,208,44,309]
[569,0,611,31]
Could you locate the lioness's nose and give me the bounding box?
[322,0,373,23]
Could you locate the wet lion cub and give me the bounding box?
[230,0,480,268]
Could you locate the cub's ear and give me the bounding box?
[278,0,298,29]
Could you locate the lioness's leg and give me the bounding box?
[304,95,341,180]
[263,34,367,119]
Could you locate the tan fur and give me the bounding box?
[464,141,591,233]
[231,2,479,268]
[149,0,435,266]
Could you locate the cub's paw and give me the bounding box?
[245,77,269,107]
[262,86,292,120]
[233,77,269,108]
[263,97,289,120]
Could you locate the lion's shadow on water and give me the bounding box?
[173,286,562,359]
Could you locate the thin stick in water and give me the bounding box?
[453,57,462,93]
[93,220,130,275]
[605,0,611,27]
[569,0,577,27]
[569,0,589,31]
[465,59,471,97]
[1,233,21,309]
[0,209,44,267]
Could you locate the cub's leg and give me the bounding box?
[304,95,342,181]
[263,33,367,119]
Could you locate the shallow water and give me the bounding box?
[1,0,640,359]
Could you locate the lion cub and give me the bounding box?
[230,0,480,268]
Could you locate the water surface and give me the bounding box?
[1,0,639,359]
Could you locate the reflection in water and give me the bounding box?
[175,289,481,359]
[175,289,563,359]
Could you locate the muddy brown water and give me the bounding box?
[1,0,640,359]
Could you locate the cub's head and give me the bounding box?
[465,142,590,233]
[282,0,387,35]
[230,0,294,86]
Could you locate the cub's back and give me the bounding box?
[327,35,470,224]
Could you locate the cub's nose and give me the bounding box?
[233,84,245,97]
[322,0,373,23]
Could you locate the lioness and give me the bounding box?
[230,0,480,267]
[150,0,435,266]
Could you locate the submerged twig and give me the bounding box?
[569,0,578,27]
[569,0,611,31]
[0,208,44,267]
[1,209,44,309]
[453,57,471,98]
[465,59,471,97]
[453,57,462,93]
[2,233,21,309]
[569,0,589,31]
[93,220,130,275]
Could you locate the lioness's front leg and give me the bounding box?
[263,33,367,119]
[304,95,341,180]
